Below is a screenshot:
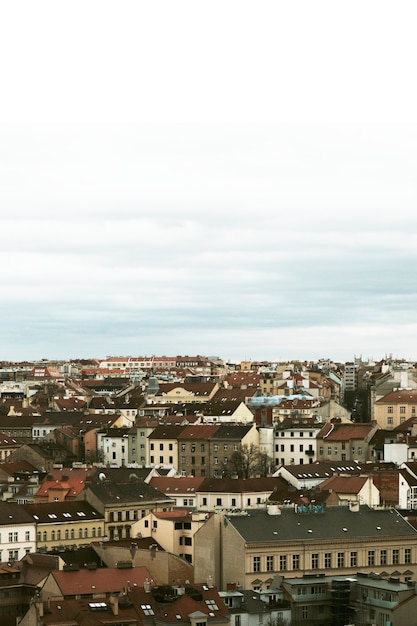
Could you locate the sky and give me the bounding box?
[1,2,417,364]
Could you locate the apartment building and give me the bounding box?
[374,389,417,430]
[148,424,187,467]
[194,504,417,590]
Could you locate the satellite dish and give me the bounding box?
[98,473,106,482]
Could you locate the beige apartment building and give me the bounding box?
[194,504,417,590]
[374,389,417,429]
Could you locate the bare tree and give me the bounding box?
[230,443,272,478]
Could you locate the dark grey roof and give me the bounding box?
[225,506,417,543]
[210,424,253,439]
[87,481,173,506]
[20,501,103,524]
[0,501,35,525]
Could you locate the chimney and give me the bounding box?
[109,595,119,615]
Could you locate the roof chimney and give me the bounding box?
[109,595,119,615]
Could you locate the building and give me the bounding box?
[149,476,205,509]
[316,421,379,463]
[194,504,417,590]
[21,501,104,552]
[177,425,220,477]
[133,509,209,564]
[0,502,37,561]
[148,424,187,467]
[374,389,417,430]
[84,475,174,540]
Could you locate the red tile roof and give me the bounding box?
[376,389,417,404]
[51,565,152,597]
[319,475,368,493]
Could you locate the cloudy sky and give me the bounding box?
[1,2,417,363]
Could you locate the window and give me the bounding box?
[141,604,155,616]
[405,548,411,564]
[337,552,344,568]
[324,553,332,568]
[279,555,287,571]
[293,554,300,570]
[51,531,55,541]
[350,552,357,567]
[267,555,274,571]
[25,531,30,541]
[388,406,393,413]
[368,550,375,566]
[400,406,406,414]
[388,416,393,425]
[214,457,218,464]
[380,549,387,565]
[392,549,399,564]
[327,446,332,455]
[216,498,222,506]
[302,606,309,619]
[311,553,319,569]
[253,556,261,572]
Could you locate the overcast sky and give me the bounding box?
[1,2,417,363]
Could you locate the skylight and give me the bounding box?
[205,600,219,610]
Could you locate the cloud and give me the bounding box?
[1,126,417,360]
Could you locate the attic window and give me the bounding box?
[205,600,219,610]
[88,602,108,611]
[141,604,154,615]
[77,511,86,517]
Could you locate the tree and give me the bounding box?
[230,444,273,478]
